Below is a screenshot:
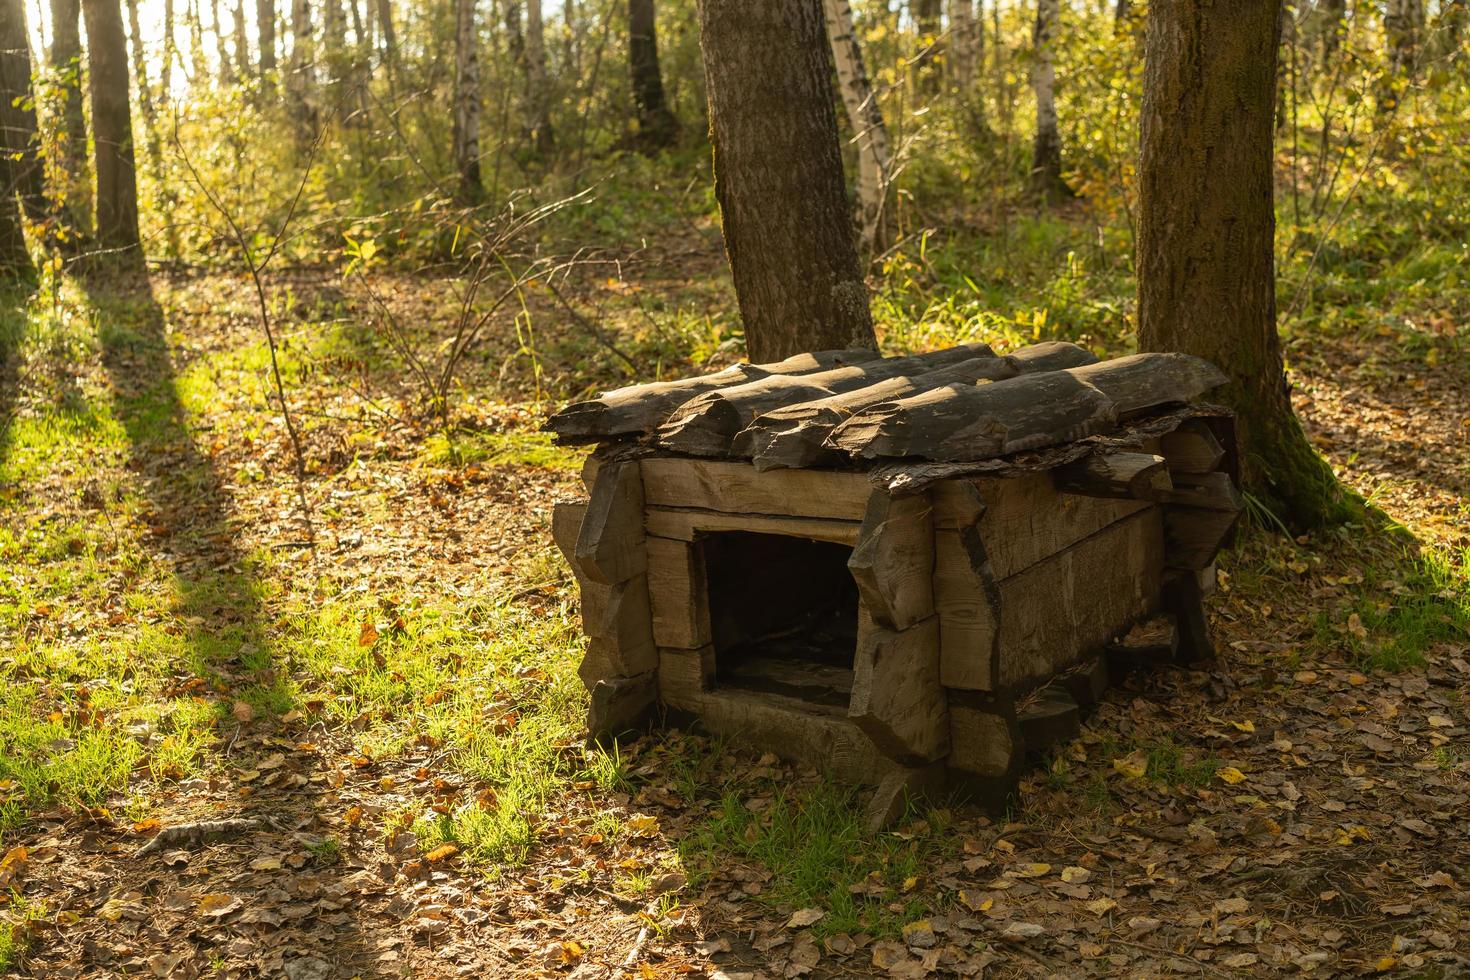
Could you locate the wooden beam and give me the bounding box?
[657,646,715,712]
[1053,452,1172,500]
[848,491,936,631]
[639,458,871,520]
[587,672,656,744]
[645,536,711,649]
[576,461,647,585]
[644,507,860,545]
[947,700,1024,812]
[934,525,1001,691]
[1159,419,1226,474]
[850,614,948,764]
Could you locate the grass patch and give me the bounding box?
[678,778,953,939]
[422,428,581,471]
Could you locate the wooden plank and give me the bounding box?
[644,507,860,545]
[850,614,948,764]
[994,508,1165,687]
[694,689,896,786]
[576,461,647,585]
[1159,419,1226,474]
[863,763,946,832]
[579,593,659,686]
[658,646,715,711]
[639,458,871,520]
[739,342,1097,471]
[1053,452,1172,500]
[1163,506,1240,570]
[975,473,1149,580]
[948,701,1024,779]
[645,536,711,649]
[545,347,882,442]
[831,352,1227,462]
[654,344,997,457]
[934,525,1001,691]
[1017,685,1081,756]
[587,672,656,744]
[551,501,588,562]
[848,491,935,631]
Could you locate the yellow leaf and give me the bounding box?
[343,805,363,827]
[1113,750,1148,780]
[1061,866,1092,884]
[1217,767,1247,785]
[1085,897,1117,916]
[1230,719,1255,733]
[1376,956,1397,972]
[559,940,585,965]
[424,844,459,863]
[626,814,661,838]
[958,890,993,913]
[1012,863,1051,878]
[249,856,282,871]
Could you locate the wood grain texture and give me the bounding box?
[576,461,647,585]
[695,689,896,786]
[1053,451,1172,500]
[645,535,711,649]
[934,524,1001,691]
[1159,419,1226,473]
[640,458,870,520]
[587,672,656,743]
[644,507,860,545]
[848,490,935,631]
[850,614,948,764]
[657,645,715,711]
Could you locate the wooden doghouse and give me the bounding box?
[546,342,1241,825]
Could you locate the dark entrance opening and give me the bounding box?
[703,531,860,708]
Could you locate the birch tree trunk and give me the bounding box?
[0,0,48,222]
[696,0,876,361]
[161,0,175,99]
[82,0,142,254]
[823,0,893,255]
[629,0,678,149]
[48,0,92,232]
[453,0,482,201]
[1138,0,1344,529]
[525,0,554,154]
[1029,0,1071,200]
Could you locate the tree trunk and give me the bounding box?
[0,153,29,275]
[375,0,396,80]
[82,0,142,254]
[233,1,250,78]
[696,0,877,362]
[211,0,236,82]
[257,0,276,77]
[453,0,482,200]
[525,0,553,154]
[912,0,941,91]
[0,0,48,222]
[125,0,178,256]
[1029,0,1071,200]
[162,0,175,96]
[1315,0,1345,64]
[48,0,92,233]
[949,0,976,88]
[1137,0,1344,529]
[287,0,317,135]
[321,0,344,88]
[1385,0,1424,75]
[824,0,893,255]
[629,0,678,149]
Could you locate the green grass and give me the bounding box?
[421,428,582,471]
[0,896,41,971]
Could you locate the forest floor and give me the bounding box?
[0,226,1467,979]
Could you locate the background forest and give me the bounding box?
[0,0,1468,976]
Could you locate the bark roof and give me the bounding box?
[544,342,1228,474]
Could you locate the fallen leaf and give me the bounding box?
[231,701,255,723]
[198,893,243,918]
[1061,866,1092,884]
[786,907,825,929]
[424,844,458,863]
[626,814,661,838]
[1085,898,1117,916]
[1217,766,1247,785]
[1113,750,1149,780]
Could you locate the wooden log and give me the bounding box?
[1159,419,1226,474]
[738,341,1098,471]
[831,351,1226,462]
[934,524,1001,691]
[655,343,998,456]
[587,672,656,744]
[848,491,935,631]
[1053,452,1172,500]
[947,699,1024,812]
[1017,685,1081,756]
[694,688,898,786]
[576,461,647,585]
[1105,614,1179,674]
[1161,571,1213,663]
[657,646,715,711]
[545,347,882,442]
[645,536,711,649]
[1058,656,1109,716]
[551,501,588,563]
[1161,473,1243,570]
[576,574,657,688]
[644,507,860,545]
[639,458,871,520]
[849,614,948,764]
[863,762,946,832]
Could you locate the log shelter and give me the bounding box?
[546,342,1242,826]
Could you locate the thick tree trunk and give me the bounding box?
[949,0,977,88]
[0,0,48,222]
[257,0,276,77]
[453,0,482,200]
[696,0,877,362]
[0,155,29,275]
[375,0,396,79]
[824,0,893,255]
[1029,0,1071,200]
[525,0,553,154]
[48,0,92,232]
[82,0,142,253]
[1137,0,1344,529]
[629,0,678,149]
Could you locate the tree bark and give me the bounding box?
[824,0,893,255]
[375,0,395,80]
[210,0,236,82]
[949,0,977,88]
[287,0,317,135]
[696,0,876,362]
[1137,0,1344,529]
[161,0,175,96]
[453,0,482,200]
[911,0,941,90]
[0,0,48,222]
[1029,0,1071,200]
[257,0,276,78]
[629,0,678,149]
[82,0,142,254]
[0,154,28,275]
[48,0,92,233]
[1314,0,1344,63]
[233,1,249,78]
[525,0,554,154]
